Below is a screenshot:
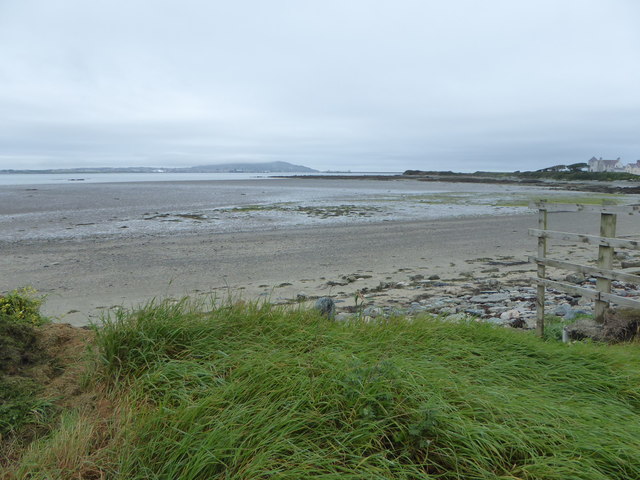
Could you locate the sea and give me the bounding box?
[0,172,398,186]
[0,171,548,243]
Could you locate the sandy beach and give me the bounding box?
[2,176,639,325]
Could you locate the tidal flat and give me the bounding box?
[0,177,628,242]
[1,177,638,325]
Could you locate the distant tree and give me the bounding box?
[536,164,567,172]
[566,162,588,172]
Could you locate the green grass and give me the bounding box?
[6,299,640,479]
[403,170,640,182]
[515,171,640,181]
[228,203,382,218]
[495,194,625,208]
[0,288,56,441]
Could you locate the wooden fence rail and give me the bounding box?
[528,201,640,337]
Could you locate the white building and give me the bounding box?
[588,157,622,172]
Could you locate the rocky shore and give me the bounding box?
[298,246,640,338]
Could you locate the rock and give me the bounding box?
[509,318,527,329]
[407,305,426,314]
[409,274,425,281]
[486,317,508,325]
[428,274,441,280]
[469,293,509,303]
[488,306,508,315]
[565,273,585,284]
[314,297,336,319]
[335,312,351,322]
[554,304,573,317]
[363,306,383,318]
[444,313,472,323]
[499,309,521,321]
[296,292,308,301]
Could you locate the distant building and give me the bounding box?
[588,157,623,172]
[625,160,640,175]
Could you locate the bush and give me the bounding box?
[0,287,46,326]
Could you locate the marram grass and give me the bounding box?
[8,299,640,479]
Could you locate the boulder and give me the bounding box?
[565,273,585,284]
[314,297,336,319]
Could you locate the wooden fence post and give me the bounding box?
[595,210,617,323]
[536,202,548,337]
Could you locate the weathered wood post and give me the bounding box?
[536,201,548,337]
[595,204,617,323]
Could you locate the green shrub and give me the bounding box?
[0,287,46,326]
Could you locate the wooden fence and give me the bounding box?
[528,201,640,337]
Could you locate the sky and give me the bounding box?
[0,0,639,172]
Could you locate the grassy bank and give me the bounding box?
[2,298,640,479]
[404,170,640,182]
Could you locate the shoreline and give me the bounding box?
[3,177,640,326]
[285,173,640,194]
[5,210,636,326]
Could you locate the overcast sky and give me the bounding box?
[1,0,639,172]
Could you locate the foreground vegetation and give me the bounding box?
[2,295,640,479]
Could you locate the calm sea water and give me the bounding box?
[0,172,399,186]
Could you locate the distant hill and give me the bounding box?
[0,161,318,174]
[185,161,317,173]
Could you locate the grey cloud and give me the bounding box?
[0,0,639,171]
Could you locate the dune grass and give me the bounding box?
[6,299,640,479]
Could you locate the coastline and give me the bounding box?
[285,172,640,194]
[3,177,640,326]
[7,210,638,326]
